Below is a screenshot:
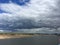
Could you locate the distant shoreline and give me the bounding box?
[0,34,33,39]
[0,33,58,39]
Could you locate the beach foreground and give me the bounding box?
[0,35,58,45]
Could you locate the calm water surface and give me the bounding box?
[0,35,58,45]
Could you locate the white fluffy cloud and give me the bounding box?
[0,0,60,33]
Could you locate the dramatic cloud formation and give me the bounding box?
[0,0,60,33]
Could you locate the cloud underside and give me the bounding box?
[0,0,60,32]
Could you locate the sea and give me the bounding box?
[0,35,58,45]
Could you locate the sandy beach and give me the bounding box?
[0,34,33,39]
[0,34,58,39]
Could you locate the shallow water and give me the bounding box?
[0,35,58,45]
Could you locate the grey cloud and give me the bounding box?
[0,0,60,33]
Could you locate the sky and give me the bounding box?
[0,0,60,33]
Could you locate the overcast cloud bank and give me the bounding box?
[0,0,60,33]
